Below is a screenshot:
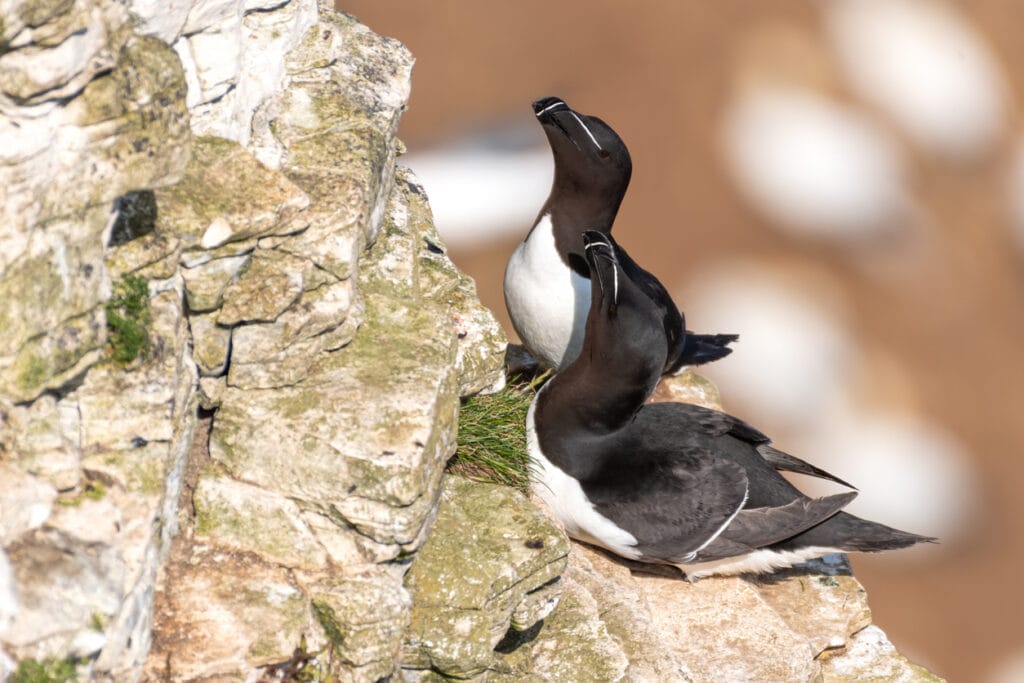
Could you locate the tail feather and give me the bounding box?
[775,511,937,553]
[673,332,739,368]
[757,444,857,490]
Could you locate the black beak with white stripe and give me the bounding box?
[528,233,934,579]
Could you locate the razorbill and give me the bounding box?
[528,230,933,579]
[504,96,737,372]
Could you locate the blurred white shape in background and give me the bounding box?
[682,262,978,545]
[722,86,908,242]
[1008,135,1024,256]
[825,0,1008,163]
[793,413,978,544]
[989,649,1024,683]
[402,130,552,250]
[682,262,854,430]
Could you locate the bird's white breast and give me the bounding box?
[526,391,641,559]
[504,214,591,369]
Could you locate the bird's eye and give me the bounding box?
[598,149,610,159]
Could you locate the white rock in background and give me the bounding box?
[0,549,17,638]
[0,465,57,545]
[681,263,854,430]
[403,138,552,249]
[183,0,318,143]
[127,0,193,43]
[793,412,977,544]
[825,0,1007,163]
[183,0,242,36]
[722,86,908,242]
[187,22,243,105]
[172,37,203,109]
[234,0,318,147]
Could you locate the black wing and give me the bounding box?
[585,449,749,562]
[662,403,856,489]
[695,492,856,561]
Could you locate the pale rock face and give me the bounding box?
[146,552,327,681]
[188,311,232,375]
[186,23,243,105]
[722,86,908,243]
[0,466,58,545]
[0,0,121,103]
[182,252,251,312]
[402,477,570,680]
[0,550,16,639]
[0,9,190,402]
[826,0,1007,163]
[128,0,192,43]
[194,476,329,570]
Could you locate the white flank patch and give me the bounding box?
[527,390,641,559]
[678,545,842,580]
[826,0,1007,163]
[504,214,591,369]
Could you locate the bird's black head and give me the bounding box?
[578,230,666,394]
[533,97,632,224]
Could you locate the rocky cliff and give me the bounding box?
[0,0,940,680]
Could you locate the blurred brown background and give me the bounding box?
[340,2,1024,680]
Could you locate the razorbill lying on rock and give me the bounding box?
[528,230,933,579]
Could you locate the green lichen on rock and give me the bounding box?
[403,476,570,679]
[10,657,77,683]
[193,476,326,569]
[56,481,106,507]
[105,273,151,364]
[309,571,410,680]
[156,137,308,252]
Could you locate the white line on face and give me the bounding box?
[536,100,567,116]
[612,262,619,304]
[569,111,604,151]
[583,241,619,304]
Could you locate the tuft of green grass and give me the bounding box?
[105,274,152,364]
[448,376,547,492]
[10,658,76,683]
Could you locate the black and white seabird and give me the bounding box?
[504,96,737,373]
[528,231,933,579]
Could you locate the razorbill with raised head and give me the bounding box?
[504,96,737,372]
[528,230,933,579]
